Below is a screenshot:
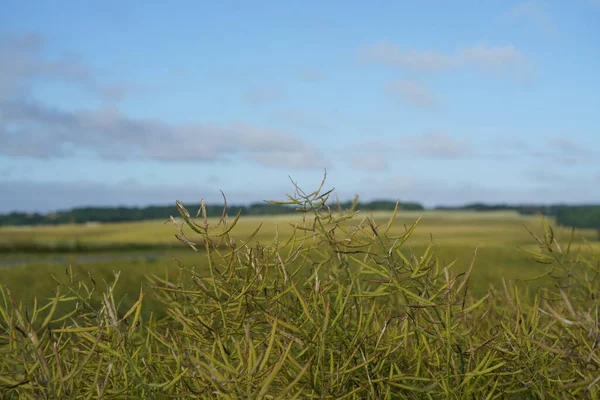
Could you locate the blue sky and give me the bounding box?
[0,0,599,212]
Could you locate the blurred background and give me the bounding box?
[0,1,598,305]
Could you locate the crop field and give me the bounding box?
[1,197,600,398]
[1,207,598,312]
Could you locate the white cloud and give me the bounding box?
[0,101,328,169]
[343,141,391,172]
[350,154,389,172]
[0,33,122,102]
[360,41,532,78]
[538,137,596,165]
[457,43,525,69]
[407,133,474,159]
[0,33,325,169]
[498,137,598,165]
[346,133,597,173]
[343,133,474,173]
[386,80,438,109]
[547,137,591,156]
[493,137,530,151]
[360,42,454,72]
[274,110,328,132]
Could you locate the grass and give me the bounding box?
[1,207,597,307]
[1,181,599,398]
[2,208,596,251]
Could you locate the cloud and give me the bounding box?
[506,1,556,34]
[540,137,596,165]
[343,133,474,172]
[493,137,530,151]
[360,42,453,72]
[343,141,391,172]
[0,33,326,169]
[489,138,533,160]
[491,136,597,165]
[407,133,474,159]
[274,110,328,132]
[243,86,284,106]
[360,41,530,77]
[0,33,86,98]
[0,100,328,168]
[0,32,122,102]
[516,137,597,165]
[100,84,130,102]
[350,154,389,172]
[386,80,438,109]
[457,43,525,70]
[347,135,597,171]
[547,137,591,157]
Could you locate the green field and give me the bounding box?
[1,209,598,310]
[2,198,600,398]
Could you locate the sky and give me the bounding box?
[0,0,599,213]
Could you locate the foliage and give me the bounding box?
[1,181,600,398]
[338,199,424,211]
[435,203,571,216]
[556,205,600,234]
[0,203,297,226]
[0,200,425,227]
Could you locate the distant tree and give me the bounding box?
[1,202,598,231]
[337,200,424,212]
[556,206,600,238]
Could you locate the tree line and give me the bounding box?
[434,203,565,215]
[0,200,423,226]
[1,201,598,234]
[435,203,600,234]
[555,206,600,234]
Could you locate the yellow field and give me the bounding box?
[2,210,593,247]
[0,210,598,308]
